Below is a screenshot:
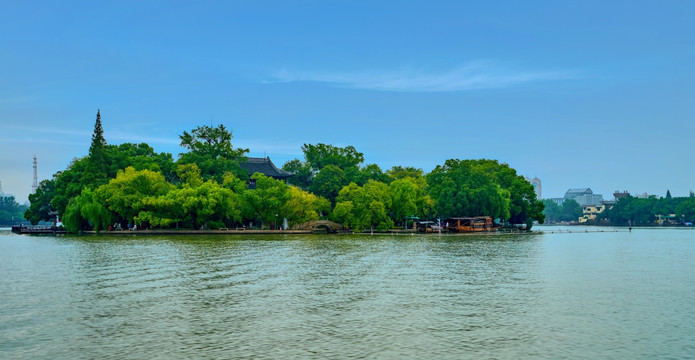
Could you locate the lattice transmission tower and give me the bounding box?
[32,154,38,194]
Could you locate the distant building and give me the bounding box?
[613,190,630,201]
[564,188,604,206]
[238,157,293,189]
[548,198,565,206]
[525,176,542,199]
[579,204,606,223]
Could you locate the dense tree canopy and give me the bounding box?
[600,195,694,225]
[178,124,249,182]
[1,195,27,225]
[427,159,544,228]
[542,199,582,223]
[25,111,548,233]
[332,180,394,231]
[25,179,56,224]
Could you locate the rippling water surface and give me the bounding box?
[1,227,694,359]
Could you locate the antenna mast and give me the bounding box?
[32,154,38,193]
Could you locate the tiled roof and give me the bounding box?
[239,157,293,179]
[565,188,592,195]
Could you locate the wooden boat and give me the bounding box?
[444,217,498,233]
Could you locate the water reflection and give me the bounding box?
[1,230,694,359]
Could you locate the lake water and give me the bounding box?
[1,227,694,359]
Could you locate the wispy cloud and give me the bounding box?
[268,61,576,92]
[1,124,91,137]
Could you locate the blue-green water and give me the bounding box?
[1,227,694,359]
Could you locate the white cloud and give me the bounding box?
[268,61,576,92]
[1,124,91,138]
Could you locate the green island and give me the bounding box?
[23,110,545,233]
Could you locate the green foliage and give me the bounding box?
[142,180,241,229]
[426,159,544,228]
[1,195,27,225]
[241,173,290,228]
[389,177,433,224]
[179,124,248,160]
[676,198,695,221]
[25,179,56,224]
[331,180,394,231]
[542,199,582,223]
[427,159,511,221]
[28,118,550,233]
[282,159,313,189]
[97,167,174,225]
[282,186,330,226]
[309,165,347,204]
[105,143,176,182]
[600,195,693,225]
[472,159,544,226]
[178,124,249,182]
[62,198,84,233]
[301,143,364,171]
[387,166,425,181]
[351,164,391,186]
[76,188,113,232]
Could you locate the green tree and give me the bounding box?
[282,159,313,189]
[542,200,561,223]
[74,188,114,233]
[281,186,331,227]
[141,180,241,230]
[309,165,347,204]
[351,164,391,185]
[51,157,91,217]
[560,199,583,222]
[301,143,364,172]
[97,167,174,226]
[25,179,56,224]
[387,166,425,181]
[106,143,176,183]
[241,173,290,228]
[1,195,27,225]
[427,159,511,221]
[472,159,544,227]
[83,109,109,186]
[389,177,432,225]
[331,180,394,231]
[178,124,249,182]
[676,198,695,222]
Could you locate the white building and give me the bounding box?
[525,176,542,200]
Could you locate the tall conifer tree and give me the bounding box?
[89,109,107,155]
[85,109,108,186]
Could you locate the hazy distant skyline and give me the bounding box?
[1,1,694,202]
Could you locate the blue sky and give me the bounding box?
[1,1,694,202]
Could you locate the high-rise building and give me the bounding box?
[525,176,542,199]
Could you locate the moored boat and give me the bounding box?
[444,216,498,233]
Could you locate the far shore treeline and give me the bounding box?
[25,111,545,233]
